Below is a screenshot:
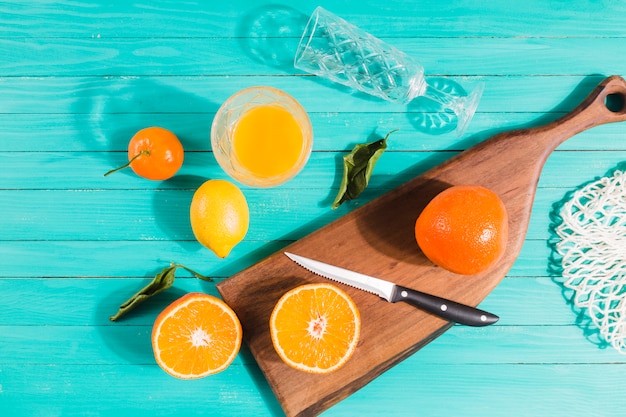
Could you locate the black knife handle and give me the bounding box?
[392,285,499,327]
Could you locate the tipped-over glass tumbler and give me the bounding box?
[294,6,483,137]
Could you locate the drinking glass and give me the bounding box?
[294,7,483,137]
[211,86,313,188]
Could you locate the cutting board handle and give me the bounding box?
[538,75,626,150]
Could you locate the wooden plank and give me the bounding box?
[0,363,278,417]
[0,75,611,114]
[0,240,284,279]
[2,0,625,38]
[329,363,626,417]
[0,276,577,326]
[1,323,623,365]
[0,163,622,242]
[0,277,222,326]
[0,188,575,241]
[0,151,446,190]
[0,37,624,77]
[1,111,624,152]
[0,188,346,241]
[2,148,625,190]
[0,237,556,279]
[0,363,624,417]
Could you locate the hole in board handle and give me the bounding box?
[604,93,625,113]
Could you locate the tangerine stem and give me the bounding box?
[174,263,213,282]
[103,150,150,177]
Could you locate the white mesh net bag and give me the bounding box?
[555,168,626,354]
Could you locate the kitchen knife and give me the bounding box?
[284,252,499,327]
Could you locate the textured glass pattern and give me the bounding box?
[295,7,425,104]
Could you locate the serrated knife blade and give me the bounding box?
[285,252,498,327]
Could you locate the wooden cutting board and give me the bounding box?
[217,76,626,417]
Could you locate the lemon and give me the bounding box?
[190,179,249,258]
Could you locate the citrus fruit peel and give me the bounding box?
[414,184,508,275]
[104,126,184,180]
[190,179,249,258]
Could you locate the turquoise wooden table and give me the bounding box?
[2,1,626,416]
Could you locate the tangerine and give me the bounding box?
[270,283,360,374]
[105,127,184,180]
[151,292,242,379]
[414,184,508,275]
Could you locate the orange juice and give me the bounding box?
[212,86,313,187]
[232,105,304,179]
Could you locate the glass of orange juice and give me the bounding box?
[211,86,313,188]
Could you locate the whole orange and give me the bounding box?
[414,184,508,275]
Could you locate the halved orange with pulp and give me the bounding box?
[270,283,361,374]
[151,292,242,379]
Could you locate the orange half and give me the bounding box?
[151,292,242,379]
[270,283,361,374]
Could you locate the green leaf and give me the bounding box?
[332,129,398,209]
[109,263,211,321]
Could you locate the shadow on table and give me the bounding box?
[548,186,609,350]
[72,78,220,250]
[236,4,308,72]
[406,77,465,136]
[95,279,189,363]
[236,5,450,122]
[237,345,284,417]
[236,6,478,136]
[73,77,218,159]
[446,74,610,151]
[152,174,209,252]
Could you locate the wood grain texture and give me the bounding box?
[1,37,625,77]
[4,1,626,416]
[2,111,626,152]
[0,277,577,327]
[0,75,616,114]
[216,77,626,416]
[2,1,626,38]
